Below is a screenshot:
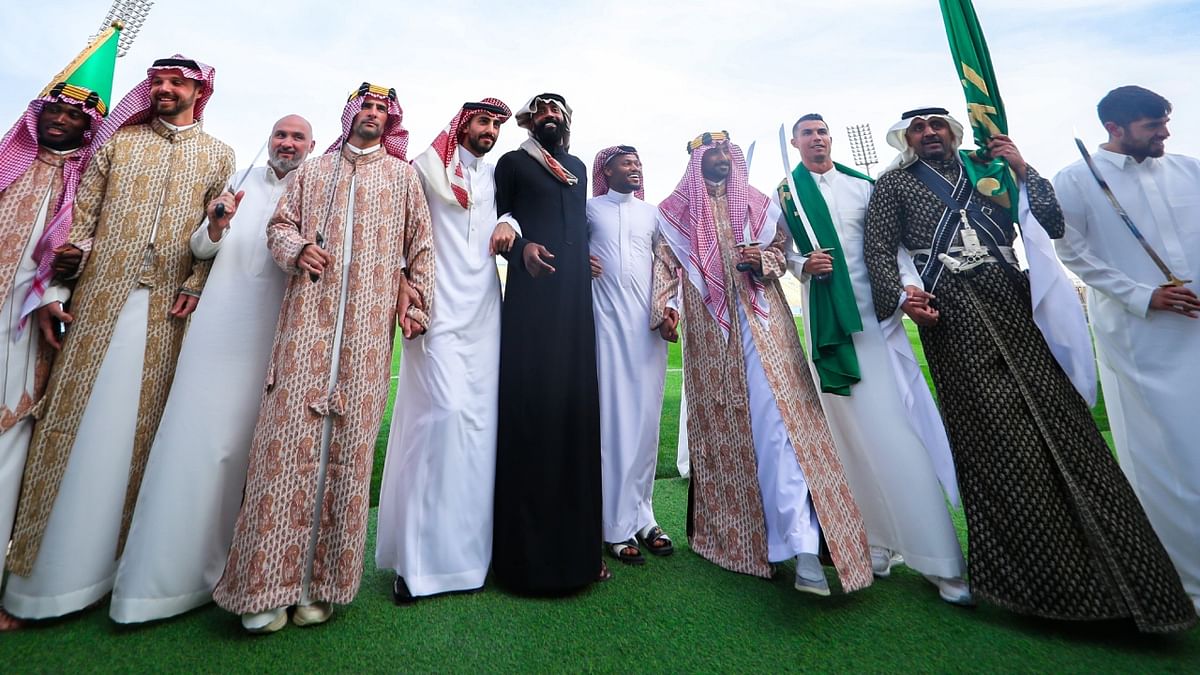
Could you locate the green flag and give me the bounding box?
[939,0,1018,220]
[40,23,122,115]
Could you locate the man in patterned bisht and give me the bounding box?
[651,131,872,596]
[5,55,234,624]
[587,145,673,566]
[376,97,511,604]
[863,107,1195,632]
[0,23,122,632]
[213,83,434,633]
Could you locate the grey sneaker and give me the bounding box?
[793,553,831,597]
[870,546,902,578]
[924,575,974,606]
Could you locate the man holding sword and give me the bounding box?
[110,115,316,624]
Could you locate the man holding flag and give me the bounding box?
[776,114,968,605]
[856,0,1195,632]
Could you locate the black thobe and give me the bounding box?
[492,148,602,593]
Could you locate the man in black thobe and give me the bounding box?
[488,93,604,593]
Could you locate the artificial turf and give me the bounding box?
[8,321,1189,673]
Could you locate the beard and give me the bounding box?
[535,119,564,148]
[354,120,384,141]
[464,132,495,156]
[269,154,303,175]
[154,94,194,118]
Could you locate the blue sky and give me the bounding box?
[2,0,1197,201]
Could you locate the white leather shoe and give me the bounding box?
[924,575,974,606]
[241,607,288,634]
[293,601,333,626]
[794,554,831,597]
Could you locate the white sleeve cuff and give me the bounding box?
[41,283,71,307]
[190,219,227,260]
[498,212,522,237]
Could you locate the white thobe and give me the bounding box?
[375,146,500,597]
[110,165,291,623]
[0,183,53,568]
[1054,149,1200,606]
[779,168,964,578]
[588,190,668,543]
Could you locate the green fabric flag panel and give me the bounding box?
[939,0,1018,220]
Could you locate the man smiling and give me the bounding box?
[111,115,316,624]
[5,55,234,624]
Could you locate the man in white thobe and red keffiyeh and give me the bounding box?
[587,145,675,566]
[376,98,513,604]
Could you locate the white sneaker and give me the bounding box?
[924,575,973,606]
[241,607,288,634]
[793,554,831,597]
[870,547,902,578]
[293,601,333,627]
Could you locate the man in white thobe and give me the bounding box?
[375,98,513,603]
[776,114,968,605]
[1054,85,1200,611]
[588,145,672,565]
[109,115,315,623]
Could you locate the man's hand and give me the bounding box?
[522,243,556,278]
[297,242,334,279]
[489,221,517,255]
[1150,285,1200,318]
[901,284,939,326]
[36,302,73,350]
[737,244,763,275]
[589,255,603,278]
[51,244,83,278]
[985,134,1028,181]
[169,292,199,319]
[205,190,245,242]
[658,307,681,342]
[395,273,426,338]
[802,251,833,276]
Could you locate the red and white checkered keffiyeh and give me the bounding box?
[97,55,217,137]
[0,91,106,325]
[324,84,409,160]
[592,145,644,200]
[658,137,773,335]
[413,98,511,209]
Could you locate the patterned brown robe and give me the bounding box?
[0,149,68,432]
[864,159,1195,632]
[8,121,233,576]
[652,182,872,592]
[213,145,433,614]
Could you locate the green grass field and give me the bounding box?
[8,319,1191,673]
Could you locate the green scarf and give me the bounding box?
[776,163,869,396]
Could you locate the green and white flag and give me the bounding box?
[939,0,1017,220]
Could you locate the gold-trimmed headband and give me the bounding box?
[48,82,106,116]
[687,130,730,154]
[349,82,397,102]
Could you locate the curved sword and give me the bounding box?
[1074,137,1190,287]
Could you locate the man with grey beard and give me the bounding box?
[109,115,316,624]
